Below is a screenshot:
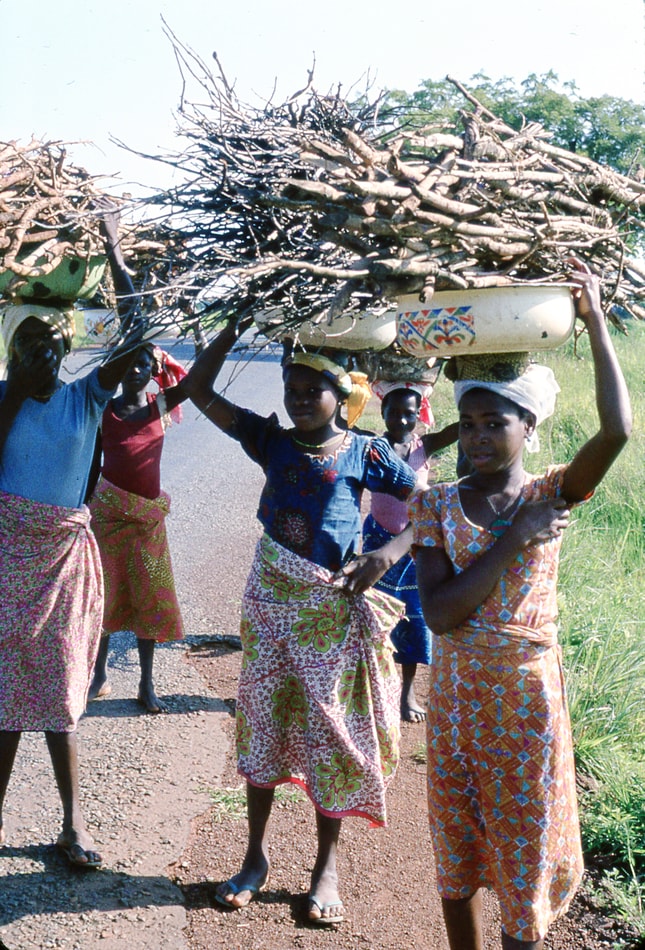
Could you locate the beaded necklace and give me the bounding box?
[485,490,523,537]
[291,431,345,452]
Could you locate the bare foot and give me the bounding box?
[215,861,269,909]
[137,685,166,714]
[0,822,5,845]
[308,869,344,924]
[400,669,426,723]
[401,700,426,723]
[87,679,111,702]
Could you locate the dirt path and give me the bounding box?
[0,632,227,950]
[177,641,640,950]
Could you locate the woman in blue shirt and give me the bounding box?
[0,210,143,869]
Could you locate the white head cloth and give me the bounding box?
[371,379,434,401]
[454,363,560,453]
[371,379,436,426]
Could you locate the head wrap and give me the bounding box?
[371,379,436,427]
[283,353,372,428]
[150,346,187,425]
[1,303,75,354]
[454,363,560,453]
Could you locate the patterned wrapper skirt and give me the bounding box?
[90,477,184,642]
[0,490,103,732]
[362,513,432,665]
[236,534,405,826]
[428,629,584,942]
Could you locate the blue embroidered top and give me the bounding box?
[232,408,417,572]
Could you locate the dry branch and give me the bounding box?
[99,33,643,342]
[0,141,107,294]
[0,140,191,327]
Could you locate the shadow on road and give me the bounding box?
[84,693,228,719]
[0,843,183,926]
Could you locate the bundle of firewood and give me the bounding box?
[139,36,644,338]
[0,140,186,322]
[0,139,107,295]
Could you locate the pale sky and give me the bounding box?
[1,0,643,194]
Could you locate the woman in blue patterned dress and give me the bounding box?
[183,325,418,925]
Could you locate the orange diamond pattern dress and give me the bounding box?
[409,465,584,943]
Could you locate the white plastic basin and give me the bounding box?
[256,308,397,351]
[396,285,576,358]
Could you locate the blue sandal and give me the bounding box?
[214,875,266,909]
[308,894,344,925]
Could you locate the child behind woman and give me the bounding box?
[88,344,187,712]
[363,379,458,721]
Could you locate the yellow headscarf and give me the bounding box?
[283,353,372,428]
[1,303,75,354]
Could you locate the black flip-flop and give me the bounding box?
[214,876,265,909]
[57,842,102,869]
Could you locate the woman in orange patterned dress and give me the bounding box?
[409,263,632,950]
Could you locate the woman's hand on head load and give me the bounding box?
[567,257,604,328]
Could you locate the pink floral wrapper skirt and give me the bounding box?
[236,534,404,826]
[0,490,103,732]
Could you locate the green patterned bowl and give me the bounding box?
[0,252,106,302]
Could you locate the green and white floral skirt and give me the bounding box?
[236,533,404,827]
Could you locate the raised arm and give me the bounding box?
[561,263,632,503]
[100,206,137,312]
[421,421,460,456]
[182,318,252,433]
[96,207,145,392]
[160,382,188,414]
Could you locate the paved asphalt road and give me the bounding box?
[65,339,286,639]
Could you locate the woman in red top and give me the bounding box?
[88,344,186,712]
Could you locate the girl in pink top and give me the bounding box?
[363,381,458,721]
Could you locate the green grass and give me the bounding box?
[411,741,428,765]
[207,784,306,823]
[207,786,248,823]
